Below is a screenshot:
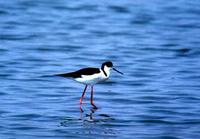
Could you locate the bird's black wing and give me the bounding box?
[55,68,100,78]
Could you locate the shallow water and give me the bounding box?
[1,0,200,138]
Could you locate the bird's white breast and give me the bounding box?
[74,70,108,85]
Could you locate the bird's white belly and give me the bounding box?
[74,73,108,85]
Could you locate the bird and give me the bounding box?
[55,61,123,109]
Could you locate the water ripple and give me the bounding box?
[1,0,200,139]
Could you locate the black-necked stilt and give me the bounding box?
[55,61,123,109]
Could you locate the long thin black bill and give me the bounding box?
[113,68,123,75]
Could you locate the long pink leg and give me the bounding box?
[79,85,87,104]
[90,86,97,109]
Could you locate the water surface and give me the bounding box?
[1,0,200,138]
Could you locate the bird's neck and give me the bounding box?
[101,66,110,77]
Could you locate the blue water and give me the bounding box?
[1,0,200,138]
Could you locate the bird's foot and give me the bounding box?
[91,103,98,109]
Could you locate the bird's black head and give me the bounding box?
[101,61,113,69]
[101,61,123,75]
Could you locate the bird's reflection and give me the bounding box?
[88,107,97,121]
[79,105,97,121]
[79,105,84,113]
[60,106,116,138]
